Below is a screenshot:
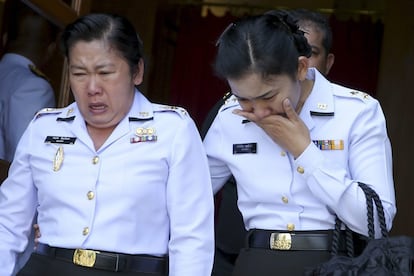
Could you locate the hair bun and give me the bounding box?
[265,10,312,58]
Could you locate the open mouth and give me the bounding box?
[89,103,107,113]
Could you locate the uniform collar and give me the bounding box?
[302,68,335,116]
[127,90,154,121]
[300,68,335,130]
[55,89,154,122]
[55,89,154,152]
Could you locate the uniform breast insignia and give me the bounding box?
[130,127,157,144]
[45,136,76,144]
[29,64,49,81]
[53,146,64,172]
[313,139,344,150]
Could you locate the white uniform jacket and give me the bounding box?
[204,68,396,237]
[0,90,215,276]
[0,53,55,162]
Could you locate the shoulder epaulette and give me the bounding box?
[219,93,239,112]
[153,104,188,118]
[29,64,49,82]
[348,90,371,100]
[34,107,64,120]
[222,91,232,100]
[333,84,372,102]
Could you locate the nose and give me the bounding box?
[87,75,102,95]
[251,101,271,119]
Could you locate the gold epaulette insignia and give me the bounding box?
[154,104,188,117]
[29,64,50,82]
[222,92,232,100]
[221,94,238,111]
[349,90,370,100]
[35,107,64,120]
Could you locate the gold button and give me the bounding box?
[297,166,304,174]
[82,227,89,236]
[280,151,286,157]
[87,191,94,200]
[92,156,99,165]
[287,223,295,231]
[282,196,288,204]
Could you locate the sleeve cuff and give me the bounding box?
[293,142,324,179]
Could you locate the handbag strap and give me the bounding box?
[331,182,388,257]
[357,182,388,238]
[331,217,354,257]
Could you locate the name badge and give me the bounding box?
[44,136,76,144]
[233,143,257,154]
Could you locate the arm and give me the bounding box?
[296,100,395,236]
[203,115,233,194]
[5,77,55,160]
[166,117,215,276]
[0,123,38,275]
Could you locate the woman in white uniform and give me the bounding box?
[204,10,396,275]
[0,13,214,276]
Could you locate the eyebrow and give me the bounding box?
[234,89,276,101]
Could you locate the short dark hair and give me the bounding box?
[290,9,333,54]
[214,10,311,81]
[61,13,144,75]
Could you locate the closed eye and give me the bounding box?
[99,71,114,75]
[262,94,276,101]
[72,72,86,76]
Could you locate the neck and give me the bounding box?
[87,124,116,151]
[296,79,314,114]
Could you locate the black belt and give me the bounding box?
[247,229,347,251]
[35,243,168,274]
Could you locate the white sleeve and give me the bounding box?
[166,116,215,276]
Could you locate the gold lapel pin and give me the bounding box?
[53,146,64,172]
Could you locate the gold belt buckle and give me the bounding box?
[73,249,98,267]
[270,233,292,250]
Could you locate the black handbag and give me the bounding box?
[305,182,414,276]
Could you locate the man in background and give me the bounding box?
[0,2,57,274]
[206,9,336,275]
[0,1,56,162]
[292,8,335,76]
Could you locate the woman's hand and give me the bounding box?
[233,98,310,158]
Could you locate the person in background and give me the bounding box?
[206,9,337,276]
[0,13,214,276]
[204,10,395,275]
[0,1,56,162]
[0,2,57,274]
[290,8,335,76]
